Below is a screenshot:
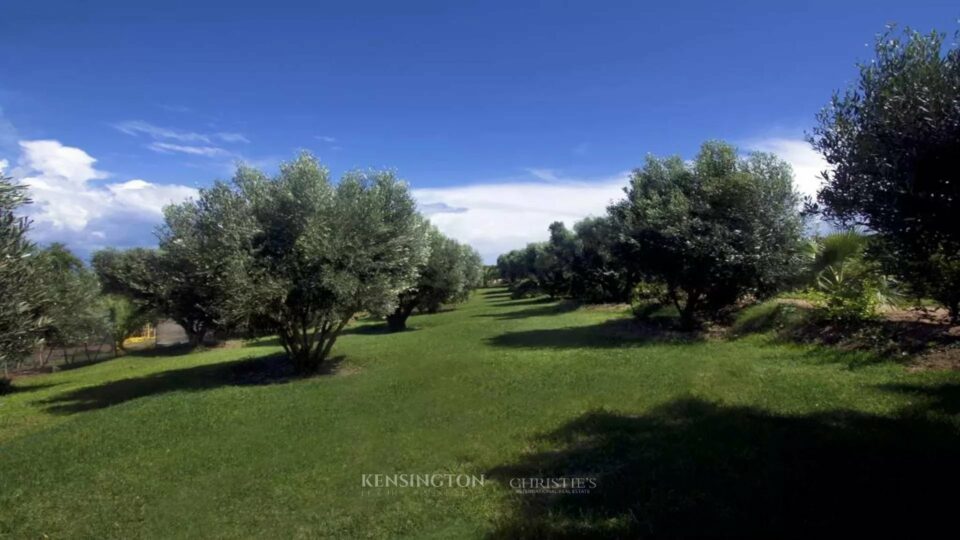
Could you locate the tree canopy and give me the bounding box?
[194,154,431,372]
[811,27,960,320]
[609,141,804,326]
[0,176,46,374]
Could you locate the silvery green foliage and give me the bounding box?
[33,244,106,353]
[385,226,483,331]
[202,153,428,371]
[610,141,805,327]
[0,176,46,372]
[459,243,484,291]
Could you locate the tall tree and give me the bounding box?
[0,176,46,378]
[155,182,251,345]
[216,154,429,373]
[811,27,960,320]
[611,141,805,327]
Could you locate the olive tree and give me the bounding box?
[570,216,635,303]
[34,244,106,363]
[154,183,250,345]
[0,176,46,379]
[610,141,805,327]
[811,27,960,320]
[94,215,230,348]
[385,227,481,331]
[216,154,428,373]
[92,247,214,345]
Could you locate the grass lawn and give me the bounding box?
[2,288,959,538]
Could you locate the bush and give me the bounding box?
[0,377,11,395]
[812,265,883,325]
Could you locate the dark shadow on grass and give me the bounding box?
[126,343,201,358]
[482,288,509,294]
[493,297,556,307]
[733,301,960,367]
[478,300,581,321]
[488,318,704,349]
[485,396,960,538]
[2,381,60,395]
[246,336,281,348]
[239,323,414,345]
[341,324,416,336]
[40,353,345,415]
[879,382,960,415]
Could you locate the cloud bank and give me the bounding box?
[414,172,628,263]
[8,140,196,255]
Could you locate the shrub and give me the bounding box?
[812,265,882,325]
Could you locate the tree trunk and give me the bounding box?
[386,301,417,332]
[386,312,408,331]
[677,290,701,330]
[187,326,206,348]
[280,313,355,375]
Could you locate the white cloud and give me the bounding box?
[148,141,231,157]
[107,179,197,216]
[10,140,196,255]
[414,172,628,263]
[0,158,8,174]
[115,120,250,151]
[745,138,829,199]
[216,132,250,143]
[114,120,211,143]
[20,140,109,186]
[316,135,337,143]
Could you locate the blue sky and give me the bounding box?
[1,1,957,261]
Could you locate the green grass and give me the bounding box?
[2,288,959,537]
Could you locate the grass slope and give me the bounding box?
[1,288,959,538]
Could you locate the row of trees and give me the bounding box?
[1,155,483,380]
[499,27,960,326]
[498,141,805,327]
